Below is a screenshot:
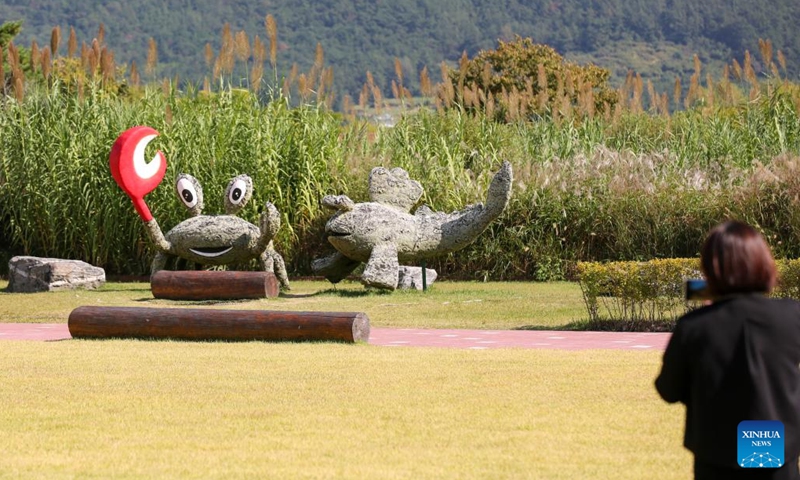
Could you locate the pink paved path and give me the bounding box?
[0,323,670,350]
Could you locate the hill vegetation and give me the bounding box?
[1,0,798,102]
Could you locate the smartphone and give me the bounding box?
[684,279,711,301]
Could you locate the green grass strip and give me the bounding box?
[0,341,688,479]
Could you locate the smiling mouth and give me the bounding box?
[189,246,234,258]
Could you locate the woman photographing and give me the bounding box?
[656,220,800,479]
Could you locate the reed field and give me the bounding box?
[2,25,800,283]
[4,84,800,281]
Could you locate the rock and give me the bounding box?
[7,256,105,293]
[397,266,437,290]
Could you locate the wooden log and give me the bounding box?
[150,270,279,300]
[68,306,370,343]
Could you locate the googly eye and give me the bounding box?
[228,178,248,206]
[177,178,198,208]
[175,174,203,215]
[224,175,252,214]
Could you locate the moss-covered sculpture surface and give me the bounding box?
[312,161,513,290]
[144,173,289,289]
[109,126,289,289]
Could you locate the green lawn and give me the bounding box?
[0,341,689,479]
[0,279,586,330]
[0,279,692,479]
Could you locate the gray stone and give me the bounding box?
[314,161,512,290]
[8,256,105,293]
[397,266,438,290]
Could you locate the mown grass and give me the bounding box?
[0,280,586,330]
[0,341,689,479]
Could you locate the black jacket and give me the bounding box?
[655,294,800,468]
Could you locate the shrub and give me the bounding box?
[578,258,800,330]
[442,36,618,122]
[773,259,800,298]
[577,259,702,328]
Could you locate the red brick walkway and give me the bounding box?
[0,323,670,350]
[369,328,669,350]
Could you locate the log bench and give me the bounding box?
[150,270,280,300]
[68,306,370,343]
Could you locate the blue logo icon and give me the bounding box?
[738,421,784,468]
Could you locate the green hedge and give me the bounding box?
[577,258,800,330]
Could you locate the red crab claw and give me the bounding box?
[109,126,167,222]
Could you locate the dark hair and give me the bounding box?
[701,221,777,296]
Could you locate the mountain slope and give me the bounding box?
[2,0,797,101]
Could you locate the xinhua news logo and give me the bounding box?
[737,421,784,468]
